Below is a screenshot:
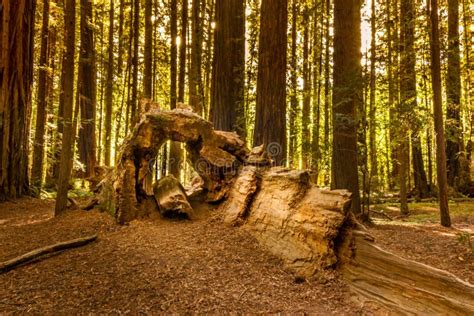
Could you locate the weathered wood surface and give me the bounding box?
[340,230,474,315]
[0,235,98,274]
[97,108,248,223]
[154,176,194,219]
[222,166,352,277]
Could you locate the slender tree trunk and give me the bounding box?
[288,0,298,167]
[104,0,114,167]
[170,0,178,110]
[323,0,331,184]
[446,0,464,189]
[55,0,76,214]
[429,0,451,227]
[398,0,413,211]
[170,0,188,178]
[117,0,125,79]
[389,0,400,190]
[130,0,139,126]
[369,0,378,189]
[144,0,153,99]
[45,19,58,185]
[311,0,323,180]
[302,5,311,170]
[31,0,51,187]
[189,0,203,114]
[253,0,288,166]
[210,0,246,138]
[77,0,97,178]
[0,0,36,200]
[332,0,362,214]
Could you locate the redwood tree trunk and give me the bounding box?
[301,5,311,169]
[446,0,463,189]
[0,0,36,200]
[104,0,115,166]
[253,0,288,165]
[189,0,203,114]
[77,0,97,178]
[429,0,451,227]
[55,0,76,214]
[332,0,362,214]
[144,0,153,99]
[210,0,245,138]
[31,0,51,187]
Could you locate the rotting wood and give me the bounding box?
[0,235,98,274]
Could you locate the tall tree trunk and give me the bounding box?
[144,0,153,99]
[398,0,413,211]
[210,0,246,138]
[288,0,298,167]
[0,0,36,200]
[388,0,399,190]
[311,0,323,180]
[55,0,76,214]
[323,0,331,181]
[369,0,378,189]
[429,0,451,227]
[170,0,178,110]
[31,0,51,187]
[189,0,203,114]
[400,0,429,199]
[301,4,311,170]
[170,0,188,178]
[446,0,464,189]
[332,0,362,214]
[104,0,115,167]
[77,0,97,178]
[117,0,125,79]
[130,0,139,127]
[253,0,288,166]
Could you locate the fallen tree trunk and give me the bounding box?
[340,230,474,314]
[0,235,98,274]
[221,165,474,314]
[96,105,474,314]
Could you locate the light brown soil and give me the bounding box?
[0,197,367,314]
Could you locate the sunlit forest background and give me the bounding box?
[1,0,473,221]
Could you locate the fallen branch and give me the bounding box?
[370,210,393,221]
[0,235,98,274]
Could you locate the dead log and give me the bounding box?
[97,104,474,313]
[340,230,474,314]
[0,235,98,274]
[154,176,195,219]
[222,166,474,314]
[96,107,248,223]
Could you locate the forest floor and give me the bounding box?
[0,197,473,314]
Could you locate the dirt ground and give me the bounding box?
[0,198,472,314]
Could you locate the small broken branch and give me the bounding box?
[370,210,393,221]
[0,235,98,274]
